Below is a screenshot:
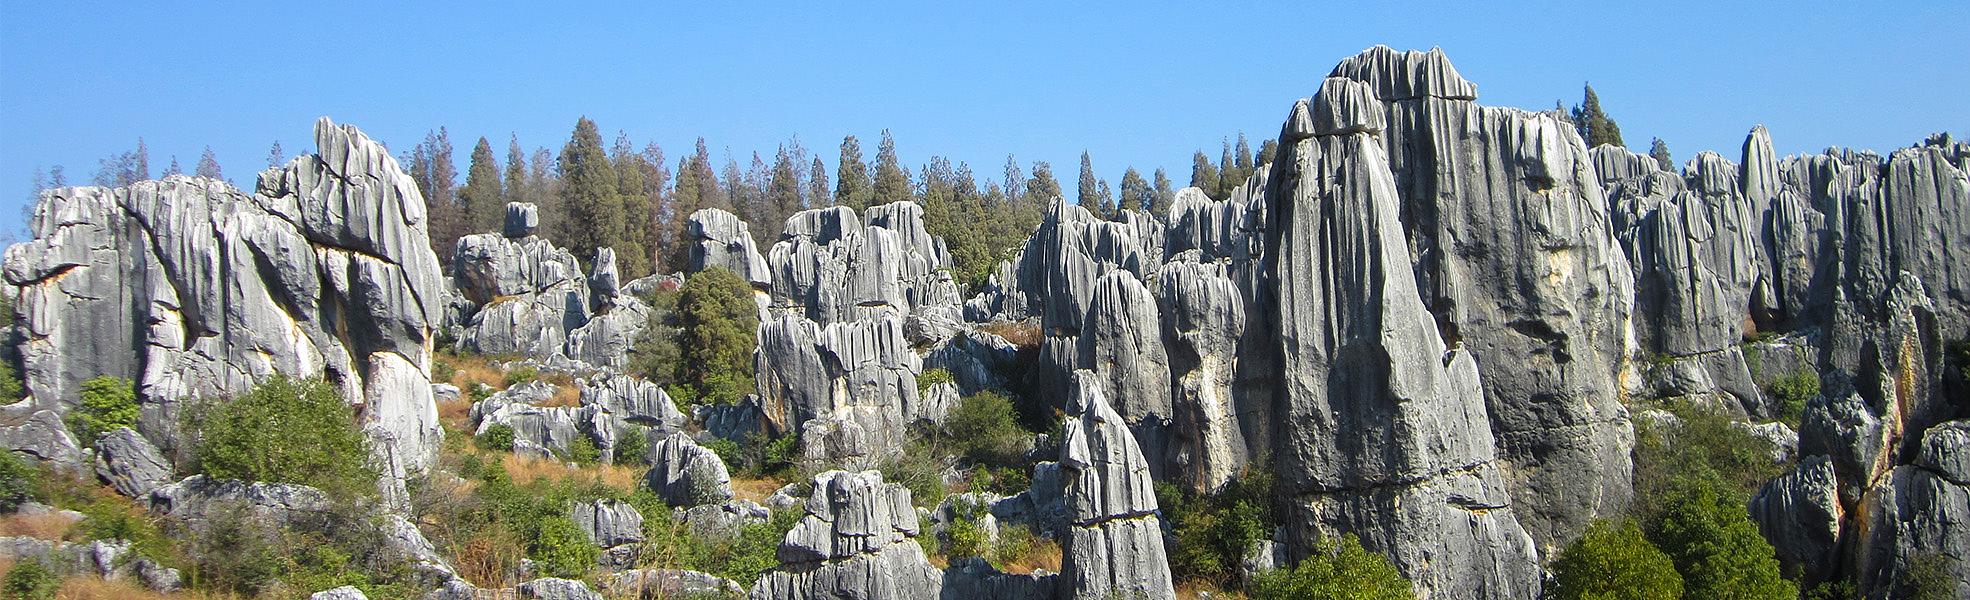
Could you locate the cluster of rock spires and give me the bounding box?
[2,46,1966,600]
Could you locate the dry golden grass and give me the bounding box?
[441,352,507,394]
[731,475,786,503]
[0,511,79,540]
[978,320,1042,350]
[437,394,474,431]
[55,576,244,600]
[449,522,525,589]
[500,454,642,493]
[538,383,583,408]
[998,537,1063,574]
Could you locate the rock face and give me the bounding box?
[1058,370,1175,600]
[1329,47,1638,551]
[92,427,173,498]
[688,208,772,288]
[2,118,443,496]
[751,470,943,600]
[572,498,645,548]
[644,433,733,507]
[1750,455,1843,583]
[1265,75,1540,599]
[753,312,936,462]
[1854,420,1970,599]
[451,202,651,370]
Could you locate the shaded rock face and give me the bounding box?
[1059,370,1173,600]
[1329,47,1637,551]
[753,312,931,460]
[1853,420,1970,599]
[451,202,650,370]
[644,432,733,507]
[1750,455,1843,584]
[2,118,442,492]
[768,201,955,328]
[93,427,173,498]
[1264,76,1540,599]
[751,470,942,600]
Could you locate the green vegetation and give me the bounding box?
[917,367,954,392]
[935,390,1031,467]
[1646,471,1795,600]
[0,451,38,512]
[503,364,539,387]
[1899,553,1960,600]
[73,495,173,563]
[63,375,138,445]
[707,431,798,479]
[632,491,800,587]
[1571,84,1626,148]
[563,435,602,466]
[1632,401,1785,516]
[614,426,649,465]
[191,376,376,498]
[531,516,599,578]
[1767,370,1819,425]
[2,560,58,600]
[628,285,684,389]
[626,268,761,408]
[476,423,516,451]
[1158,468,1275,586]
[1248,534,1413,600]
[1550,519,1684,600]
[182,499,417,598]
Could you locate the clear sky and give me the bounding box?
[3,2,1965,239]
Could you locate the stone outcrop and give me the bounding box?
[602,569,746,599]
[2,119,446,496]
[572,498,644,548]
[767,202,954,327]
[687,208,772,288]
[1853,420,1970,599]
[1265,75,1540,599]
[451,202,651,370]
[1750,455,1843,584]
[93,427,173,498]
[751,470,942,600]
[753,312,934,461]
[644,433,733,507]
[1058,370,1174,600]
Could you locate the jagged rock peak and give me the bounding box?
[504,202,539,238]
[1060,369,1175,600]
[1326,45,1477,101]
[1310,77,1386,136]
[751,469,942,600]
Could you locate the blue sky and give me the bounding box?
[3,2,1965,238]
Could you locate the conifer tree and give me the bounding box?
[1095,179,1115,220]
[1151,168,1176,216]
[1190,151,1219,199]
[608,132,652,276]
[459,137,504,235]
[134,138,150,182]
[638,142,671,273]
[556,117,623,265]
[807,157,830,211]
[195,146,223,180]
[835,135,873,211]
[266,141,285,168]
[1257,139,1279,167]
[1077,151,1100,216]
[1650,138,1675,172]
[1001,155,1026,207]
[1217,139,1240,198]
[1119,167,1150,214]
[1571,84,1626,148]
[1026,161,1061,204]
[162,156,183,177]
[692,138,729,213]
[1234,133,1254,181]
[504,135,527,206]
[529,147,560,236]
[765,145,804,240]
[871,129,911,205]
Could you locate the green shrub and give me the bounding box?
[1,560,58,600]
[709,508,799,587]
[564,435,602,466]
[0,361,22,404]
[1248,534,1413,600]
[192,376,376,498]
[715,432,798,478]
[678,268,759,406]
[73,497,172,562]
[469,382,496,403]
[476,424,516,452]
[504,365,539,388]
[1633,401,1784,517]
[940,497,990,560]
[629,287,684,388]
[1900,553,1959,600]
[703,436,741,469]
[1646,471,1794,600]
[879,440,950,509]
[1551,519,1683,600]
[614,426,649,465]
[1158,467,1275,586]
[531,516,598,578]
[0,451,39,512]
[939,391,1031,467]
[64,375,138,445]
[1768,370,1819,425]
[917,367,954,392]
[433,359,457,384]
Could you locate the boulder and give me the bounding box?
[572,499,644,548]
[602,569,746,599]
[1750,455,1843,584]
[517,577,604,600]
[687,208,771,287]
[644,433,733,507]
[93,427,173,498]
[311,586,369,600]
[751,470,942,600]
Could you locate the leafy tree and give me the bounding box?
[1571,84,1626,148]
[678,268,759,406]
[872,130,911,205]
[1646,471,1794,600]
[835,135,874,211]
[1650,138,1675,172]
[93,138,151,187]
[1257,138,1279,168]
[937,391,1031,467]
[459,137,504,236]
[1077,151,1100,217]
[1118,167,1150,213]
[65,376,137,445]
[1248,534,1413,600]
[1151,167,1176,216]
[195,146,224,179]
[0,450,39,512]
[193,376,376,498]
[1190,151,1220,200]
[1551,519,1685,600]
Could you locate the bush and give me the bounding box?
[879,440,950,509]
[715,432,797,478]
[0,361,21,403]
[64,376,138,445]
[939,391,1031,467]
[1,560,58,600]
[1550,519,1683,600]
[531,516,598,578]
[917,367,954,392]
[1899,553,1959,600]
[677,268,759,406]
[1646,471,1794,600]
[628,287,684,388]
[504,365,539,388]
[1633,401,1784,516]
[564,435,602,466]
[192,376,376,498]
[1248,534,1413,600]
[476,424,516,452]
[940,498,990,560]
[73,497,172,562]
[1158,467,1275,586]
[1768,370,1819,425]
[0,451,39,512]
[614,426,649,465]
[709,508,800,587]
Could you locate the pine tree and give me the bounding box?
[1001,155,1026,207]
[503,135,527,206]
[871,130,911,206]
[93,139,152,187]
[1189,151,1219,199]
[134,138,150,182]
[163,156,183,177]
[807,157,830,212]
[835,135,873,211]
[1233,133,1254,182]
[1217,139,1239,198]
[1571,84,1626,148]
[1077,151,1100,216]
[1257,139,1279,168]
[267,141,285,168]
[1649,138,1674,172]
[556,117,623,264]
[194,146,223,180]
[1026,161,1061,205]
[1095,180,1115,220]
[692,138,729,213]
[1119,167,1150,214]
[459,137,504,235]
[529,146,559,236]
[607,131,652,276]
[765,145,804,241]
[1151,168,1176,216]
[638,142,671,274]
